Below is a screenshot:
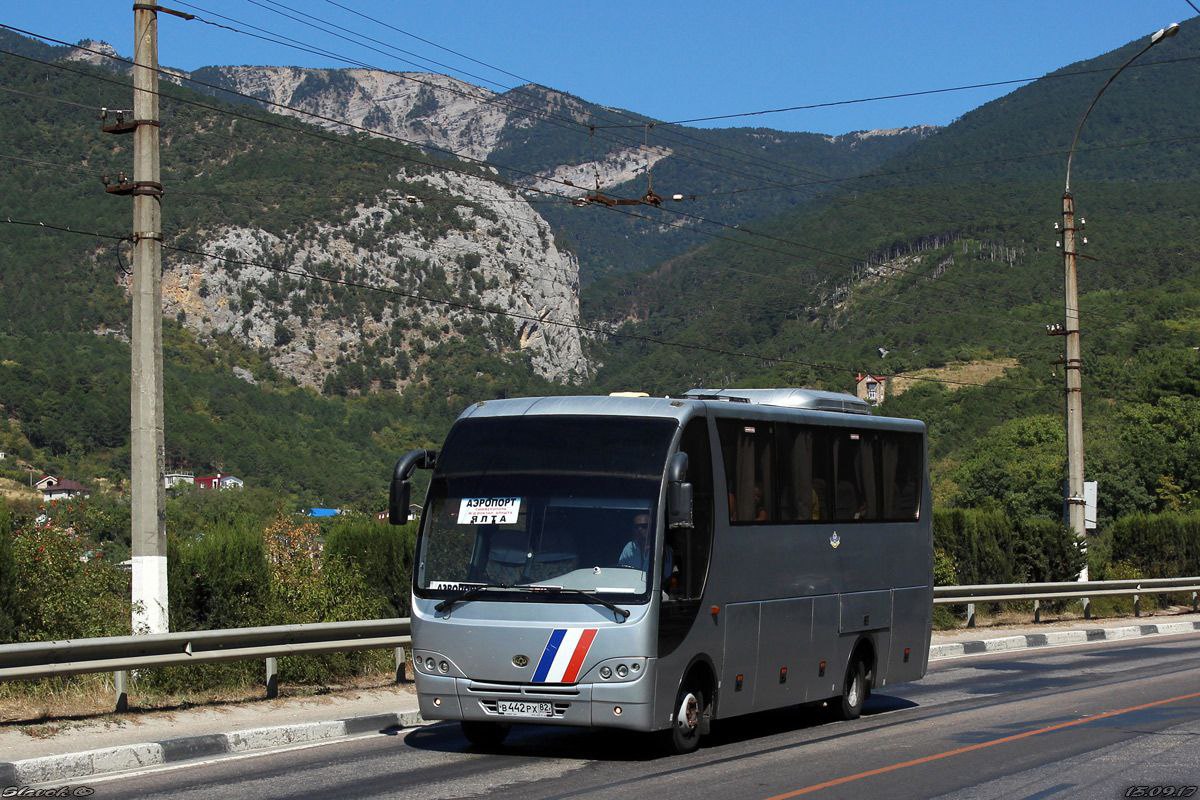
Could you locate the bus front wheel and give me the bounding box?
[834,658,866,721]
[461,720,511,748]
[664,683,705,754]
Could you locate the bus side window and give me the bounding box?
[717,419,774,524]
[881,432,923,520]
[830,434,868,522]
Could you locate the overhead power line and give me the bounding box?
[100,13,1173,331]
[0,151,1093,335]
[175,1,841,199]
[0,34,1139,328]
[0,215,1053,395]
[0,39,912,274]
[591,52,1200,128]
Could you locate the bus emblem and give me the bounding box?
[830,532,841,549]
[513,654,529,667]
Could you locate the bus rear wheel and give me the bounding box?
[834,658,866,721]
[461,720,511,748]
[664,683,705,754]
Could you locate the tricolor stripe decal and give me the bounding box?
[532,628,598,684]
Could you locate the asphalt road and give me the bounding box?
[86,633,1200,800]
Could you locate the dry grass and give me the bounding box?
[890,358,1020,398]
[0,476,38,502]
[941,601,1197,631]
[0,669,404,728]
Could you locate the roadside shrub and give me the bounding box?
[262,516,389,683]
[1109,512,1200,577]
[931,547,958,629]
[9,518,129,641]
[0,500,16,642]
[263,517,385,624]
[933,508,1017,585]
[1085,559,1157,618]
[169,522,270,632]
[1012,517,1084,584]
[323,517,418,617]
[934,509,1082,585]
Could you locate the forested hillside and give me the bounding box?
[588,19,1200,526]
[3,20,1200,531]
[0,30,567,506]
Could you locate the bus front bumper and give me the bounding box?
[415,672,657,732]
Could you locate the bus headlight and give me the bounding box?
[439,660,450,674]
[424,657,436,672]
[587,657,646,683]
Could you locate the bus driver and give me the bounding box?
[619,512,673,585]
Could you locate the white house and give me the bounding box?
[42,478,89,503]
[164,470,195,489]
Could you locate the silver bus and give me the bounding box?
[389,388,932,753]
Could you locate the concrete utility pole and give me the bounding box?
[1060,192,1086,578]
[130,3,167,634]
[1058,22,1180,582]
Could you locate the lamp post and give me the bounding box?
[1060,22,1179,581]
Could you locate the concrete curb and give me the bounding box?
[928,619,1200,660]
[0,708,426,786]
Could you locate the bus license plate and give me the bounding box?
[496,700,553,717]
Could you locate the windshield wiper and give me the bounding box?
[433,584,515,613]
[532,587,631,620]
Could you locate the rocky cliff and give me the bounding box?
[155,169,587,389]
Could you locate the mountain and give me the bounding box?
[584,18,1200,523]
[1,30,588,390]
[0,29,583,503]
[5,21,1200,527]
[184,63,934,281]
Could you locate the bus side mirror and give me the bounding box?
[389,449,437,525]
[667,451,693,529]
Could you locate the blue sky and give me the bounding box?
[2,1,1193,134]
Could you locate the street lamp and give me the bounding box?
[1059,22,1179,582]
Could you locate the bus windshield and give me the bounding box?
[416,416,678,602]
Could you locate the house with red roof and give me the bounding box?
[195,472,245,490]
[854,373,887,406]
[39,477,89,503]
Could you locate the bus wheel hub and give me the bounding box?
[678,692,699,729]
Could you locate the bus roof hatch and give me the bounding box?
[681,388,871,415]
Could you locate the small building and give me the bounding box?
[164,470,195,489]
[34,475,59,491]
[195,473,244,490]
[0,450,7,460]
[42,478,89,503]
[855,373,887,406]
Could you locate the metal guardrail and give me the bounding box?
[935,577,1200,626]
[2,577,1198,710]
[0,618,411,711]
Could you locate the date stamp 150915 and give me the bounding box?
[1125,788,1199,798]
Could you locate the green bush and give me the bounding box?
[1085,560,1157,618]
[0,500,16,642]
[324,517,417,617]
[1109,512,1200,577]
[933,508,1017,585]
[169,523,270,632]
[934,508,1083,585]
[1012,517,1085,584]
[931,547,959,629]
[9,519,129,641]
